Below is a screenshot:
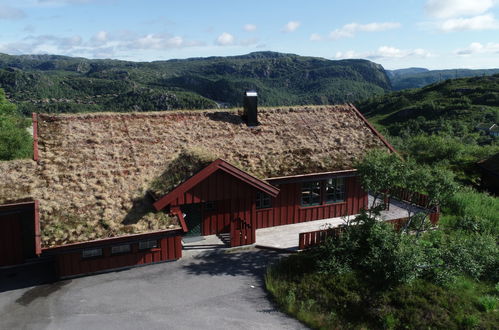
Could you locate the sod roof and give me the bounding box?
[1,105,391,247]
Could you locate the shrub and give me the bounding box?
[314,211,423,287]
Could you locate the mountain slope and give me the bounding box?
[0,51,391,114]
[388,68,499,90]
[357,74,499,138]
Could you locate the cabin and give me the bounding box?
[476,123,499,137]
[0,98,396,277]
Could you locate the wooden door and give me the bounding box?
[0,213,23,266]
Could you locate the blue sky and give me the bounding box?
[1,0,498,69]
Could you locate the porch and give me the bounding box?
[254,195,424,251]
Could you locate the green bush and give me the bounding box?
[314,211,423,287]
[0,89,32,160]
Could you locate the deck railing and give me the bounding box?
[230,218,255,247]
[298,210,440,250]
[298,226,345,250]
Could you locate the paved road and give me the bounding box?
[0,248,306,330]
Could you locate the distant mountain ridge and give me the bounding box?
[387,67,499,90]
[0,51,391,114]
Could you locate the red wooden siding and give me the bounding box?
[170,172,368,236]
[0,201,38,266]
[299,226,345,250]
[230,218,255,247]
[255,176,367,230]
[52,235,182,278]
[0,213,23,266]
[299,215,441,250]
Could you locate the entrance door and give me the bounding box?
[0,213,23,266]
[181,204,202,237]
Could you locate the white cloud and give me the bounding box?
[0,31,205,58]
[425,0,496,19]
[216,32,235,46]
[438,14,499,31]
[243,24,257,32]
[282,21,301,32]
[335,46,431,60]
[455,41,499,55]
[0,5,26,20]
[329,22,401,40]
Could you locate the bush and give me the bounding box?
[443,187,499,236]
[421,230,499,283]
[0,88,32,160]
[314,211,423,287]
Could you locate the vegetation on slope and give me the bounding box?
[0,51,390,114]
[0,88,32,160]
[357,74,499,187]
[266,151,499,329]
[388,67,499,90]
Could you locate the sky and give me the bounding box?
[0,0,498,69]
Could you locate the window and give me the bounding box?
[139,240,158,250]
[111,244,131,255]
[204,201,216,212]
[256,191,272,209]
[325,177,346,203]
[301,181,322,206]
[301,178,346,206]
[82,248,102,258]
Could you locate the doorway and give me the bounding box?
[181,203,202,237]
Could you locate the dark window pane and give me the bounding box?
[256,191,272,209]
[301,181,321,206]
[325,177,346,203]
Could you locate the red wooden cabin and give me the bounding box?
[1,102,395,277]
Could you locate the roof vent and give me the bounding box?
[243,90,258,127]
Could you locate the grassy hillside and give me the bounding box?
[357,75,499,186]
[358,75,499,137]
[388,67,499,90]
[0,52,390,114]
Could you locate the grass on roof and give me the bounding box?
[149,147,218,197]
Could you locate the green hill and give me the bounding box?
[357,75,499,138]
[357,75,499,186]
[0,51,390,114]
[388,68,499,90]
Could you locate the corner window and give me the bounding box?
[301,181,322,206]
[111,244,131,255]
[325,177,346,203]
[256,191,272,209]
[82,248,102,258]
[139,240,158,250]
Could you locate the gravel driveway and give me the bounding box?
[0,247,306,330]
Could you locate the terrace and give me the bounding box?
[254,195,426,251]
[181,194,431,252]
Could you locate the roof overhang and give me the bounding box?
[153,159,280,211]
[266,169,358,185]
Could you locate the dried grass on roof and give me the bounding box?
[30,105,386,247]
[149,147,218,197]
[0,159,36,204]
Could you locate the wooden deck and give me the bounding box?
[255,195,424,251]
